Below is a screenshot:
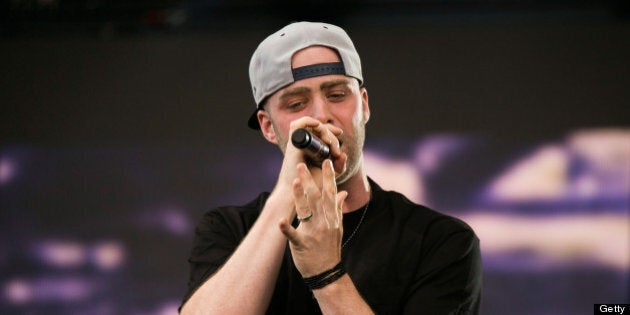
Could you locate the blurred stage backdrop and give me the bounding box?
[1,1,629,314]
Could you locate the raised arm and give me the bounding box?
[180,186,294,315]
[181,119,345,314]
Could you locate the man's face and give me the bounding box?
[257,46,370,184]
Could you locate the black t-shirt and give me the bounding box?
[182,180,482,314]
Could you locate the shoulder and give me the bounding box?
[373,186,480,271]
[204,192,269,217]
[372,184,478,246]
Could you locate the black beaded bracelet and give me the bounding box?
[303,261,346,290]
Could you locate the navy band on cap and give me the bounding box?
[292,62,346,81]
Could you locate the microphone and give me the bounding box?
[291,128,331,166]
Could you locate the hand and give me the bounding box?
[275,117,347,192]
[278,159,348,277]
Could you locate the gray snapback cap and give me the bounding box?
[247,21,363,129]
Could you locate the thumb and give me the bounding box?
[279,218,301,246]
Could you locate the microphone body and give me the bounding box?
[291,128,331,166]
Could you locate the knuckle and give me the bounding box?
[289,120,301,130]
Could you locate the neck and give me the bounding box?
[337,165,371,214]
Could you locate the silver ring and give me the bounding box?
[297,211,313,222]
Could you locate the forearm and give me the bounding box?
[181,190,293,315]
[313,275,374,315]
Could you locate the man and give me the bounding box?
[180,21,482,314]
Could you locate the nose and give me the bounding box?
[310,95,333,124]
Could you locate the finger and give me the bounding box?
[279,218,301,246]
[309,124,342,157]
[322,159,338,227]
[296,163,322,221]
[323,123,343,136]
[289,116,319,128]
[288,117,326,136]
[289,117,343,136]
[292,177,310,220]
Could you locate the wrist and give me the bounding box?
[311,272,350,298]
[303,261,346,290]
[266,186,296,220]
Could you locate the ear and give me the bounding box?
[257,110,278,145]
[360,87,370,124]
